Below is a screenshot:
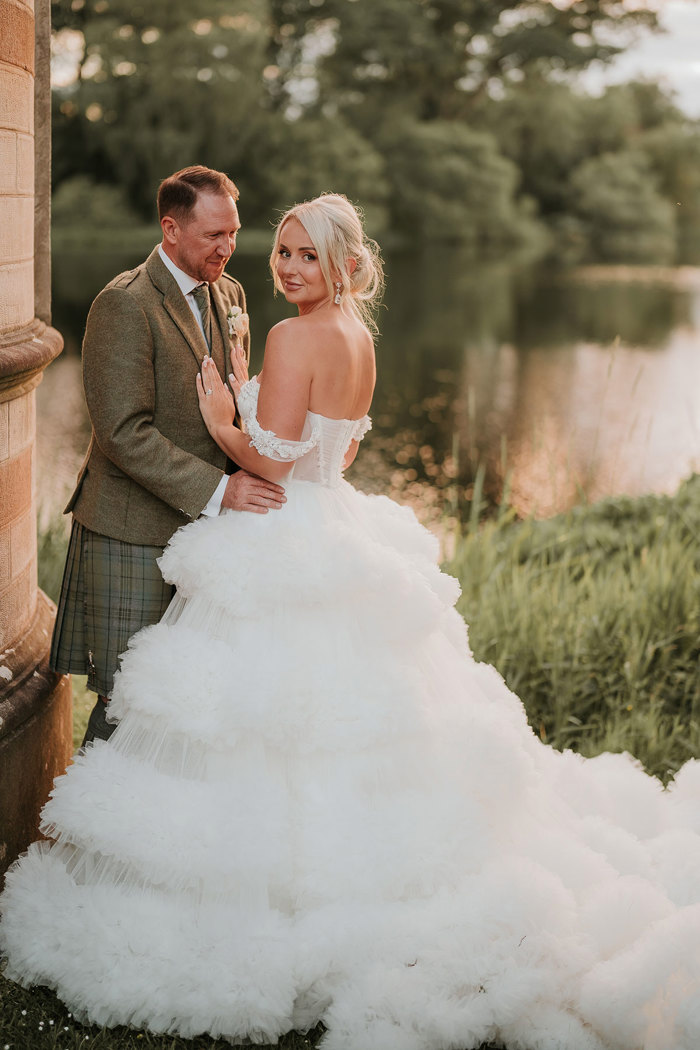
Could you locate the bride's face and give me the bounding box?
[275,219,330,310]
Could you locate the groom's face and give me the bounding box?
[167,191,241,284]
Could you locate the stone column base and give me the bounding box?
[0,590,73,879]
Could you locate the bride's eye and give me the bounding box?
[303,253,317,262]
[278,248,291,258]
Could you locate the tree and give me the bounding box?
[51,0,270,217]
[241,113,390,230]
[638,123,700,260]
[567,150,676,263]
[52,0,695,263]
[473,78,591,216]
[378,119,541,247]
[267,0,658,129]
[261,1,661,251]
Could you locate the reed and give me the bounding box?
[447,473,700,781]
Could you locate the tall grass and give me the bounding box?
[447,473,700,781]
[37,514,71,608]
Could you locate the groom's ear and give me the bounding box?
[161,215,179,246]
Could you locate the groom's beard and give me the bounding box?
[176,248,230,285]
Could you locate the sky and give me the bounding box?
[581,0,700,117]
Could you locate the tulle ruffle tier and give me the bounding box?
[2,479,700,1050]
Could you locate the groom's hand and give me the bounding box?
[222,470,286,514]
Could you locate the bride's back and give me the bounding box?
[284,309,376,422]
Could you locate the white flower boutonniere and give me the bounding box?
[227,305,250,341]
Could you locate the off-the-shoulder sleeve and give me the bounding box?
[236,378,321,462]
[353,415,372,441]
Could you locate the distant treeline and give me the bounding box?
[51,0,700,262]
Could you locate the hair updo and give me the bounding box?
[270,193,384,331]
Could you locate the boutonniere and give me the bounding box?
[227,305,250,341]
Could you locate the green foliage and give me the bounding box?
[52,0,270,219]
[477,78,699,263]
[448,475,700,781]
[241,114,390,232]
[48,0,700,260]
[474,78,591,216]
[379,119,542,248]
[37,514,70,605]
[567,150,676,263]
[51,175,142,228]
[638,122,700,260]
[272,0,657,126]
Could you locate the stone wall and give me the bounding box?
[0,0,72,877]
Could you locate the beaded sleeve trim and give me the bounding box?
[237,379,321,462]
[352,416,372,441]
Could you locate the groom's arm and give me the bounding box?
[82,285,223,521]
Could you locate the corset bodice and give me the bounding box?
[236,378,371,487]
[287,412,371,486]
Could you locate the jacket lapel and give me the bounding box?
[145,247,209,366]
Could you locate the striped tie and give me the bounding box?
[192,283,212,349]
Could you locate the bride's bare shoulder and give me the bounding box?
[265,313,373,367]
[261,318,316,384]
[265,315,315,350]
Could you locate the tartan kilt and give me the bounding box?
[50,519,175,697]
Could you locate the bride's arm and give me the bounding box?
[343,441,360,469]
[197,325,312,483]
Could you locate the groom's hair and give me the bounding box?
[157,166,239,223]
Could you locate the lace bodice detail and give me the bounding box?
[237,378,371,487]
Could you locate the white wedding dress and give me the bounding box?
[2,378,700,1050]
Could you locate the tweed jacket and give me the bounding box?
[66,246,249,547]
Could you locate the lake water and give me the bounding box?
[38,244,700,534]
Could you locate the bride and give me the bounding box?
[2,193,700,1050]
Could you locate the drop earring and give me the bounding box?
[334,282,342,305]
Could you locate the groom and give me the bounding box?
[50,165,285,745]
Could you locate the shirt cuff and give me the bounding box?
[200,475,228,517]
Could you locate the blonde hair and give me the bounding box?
[270,193,384,332]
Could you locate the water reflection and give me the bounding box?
[39,244,700,531]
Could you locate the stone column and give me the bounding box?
[0,0,72,878]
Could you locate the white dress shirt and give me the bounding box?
[158,244,228,517]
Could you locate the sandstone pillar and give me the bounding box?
[0,0,72,877]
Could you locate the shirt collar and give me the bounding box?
[158,243,203,296]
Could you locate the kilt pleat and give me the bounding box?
[50,520,174,697]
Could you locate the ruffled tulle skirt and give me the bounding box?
[2,479,700,1050]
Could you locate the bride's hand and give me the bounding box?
[196,356,235,435]
[228,343,249,400]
